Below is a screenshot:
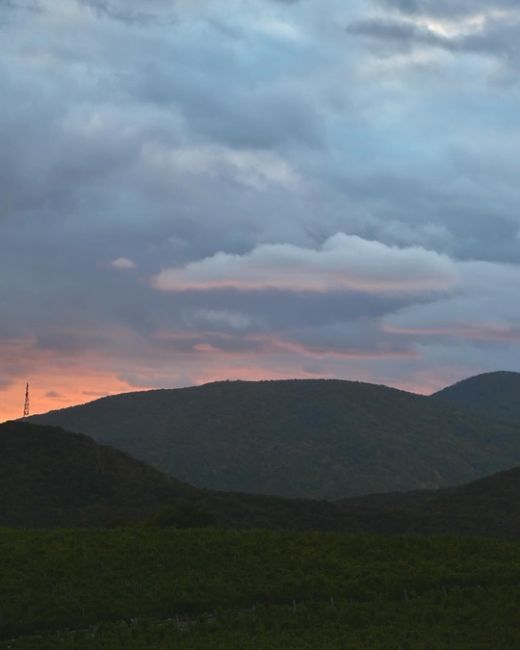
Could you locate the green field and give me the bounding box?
[1,528,519,649]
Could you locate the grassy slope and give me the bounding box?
[29,379,520,499]
[0,529,518,649]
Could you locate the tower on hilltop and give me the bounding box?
[23,383,30,418]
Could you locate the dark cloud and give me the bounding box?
[0,0,41,12]
[349,15,520,68]
[377,0,520,17]
[77,0,176,25]
[348,18,449,52]
[45,390,62,398]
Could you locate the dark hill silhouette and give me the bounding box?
[29,379,520,499]
[432,371,520,424]
[2,421,519,538]
[342,466,520,538]
[0,420,388,531]
[0,420,198,527]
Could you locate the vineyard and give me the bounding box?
[1,528,519,648]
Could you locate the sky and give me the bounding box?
[1,0,520,420]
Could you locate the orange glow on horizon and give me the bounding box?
[0,334,469,422]
[0,372,141,423]
[0,365,459,423]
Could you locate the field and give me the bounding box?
[1,528,519,649]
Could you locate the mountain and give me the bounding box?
[432,371,520,425]
[29,378,520,500]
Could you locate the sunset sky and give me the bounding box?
[2,0,520,421]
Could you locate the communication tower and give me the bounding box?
[23,383,30,418]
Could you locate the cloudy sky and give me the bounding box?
[1,0,520,420]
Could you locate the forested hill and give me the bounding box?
[420,466,520,535]
[341,466,520,538]
[432,371,520,424]
[0,421,198,527]
[0,420,354,530]
[29,378,520,500]
[0,420,407,532]
[2,421,520,538]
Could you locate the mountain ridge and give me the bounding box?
[432,371,520,425]
[28,377,520,500]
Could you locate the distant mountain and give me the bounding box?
[29,379,520,500]
[2,421,519,538]
[432,371,520,425]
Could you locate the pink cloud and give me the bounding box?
[152,233,458,294]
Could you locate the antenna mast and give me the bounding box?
[23,383,30,418]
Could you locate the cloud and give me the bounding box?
[348,18,448,51]
[281,319,417,358]
[349,10,520,69]
[142,142,302,191]
[189,309,256,331]
[0,0,41,15]
[376,0,520,17]
[45,390,63,398]
[77,0,176,25]
[152,233,458,294]
[110,257,137,270]
[383,260,520,342]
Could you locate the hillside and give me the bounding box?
[342,466,520,538]
[2,421,520,537]
[0,421,199,527]
[418,466,520,536]
[432,371,520,424]
[0,420,383,531]
[29,379,520,499]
